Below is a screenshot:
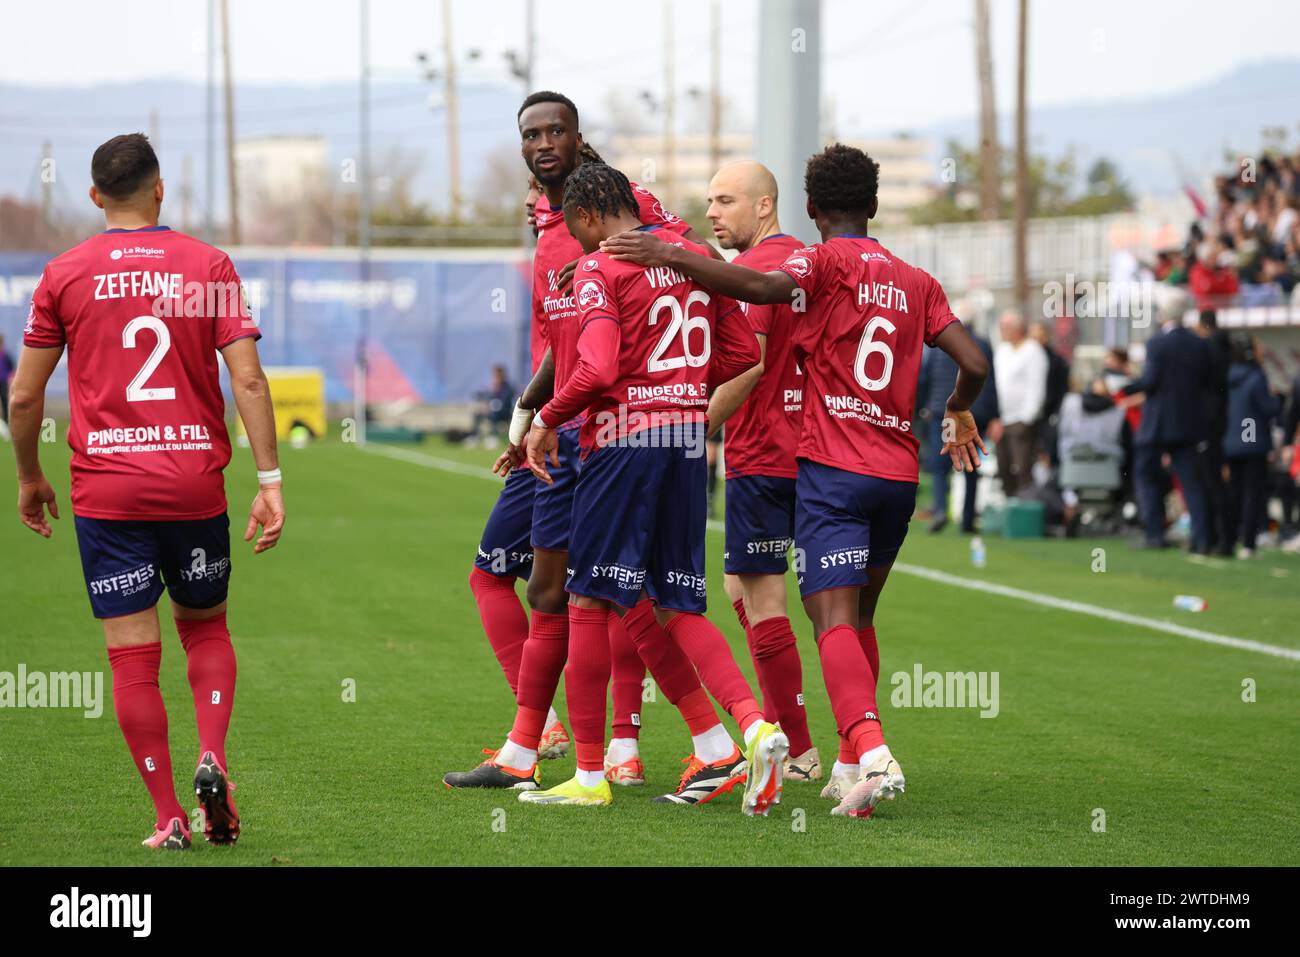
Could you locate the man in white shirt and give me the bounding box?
[993,311,1047,497]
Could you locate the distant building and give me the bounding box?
[604,132,933,225]
[234,136,330,244]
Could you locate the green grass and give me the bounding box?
[1,435,1297,866]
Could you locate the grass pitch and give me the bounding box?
[1,435,1297,866]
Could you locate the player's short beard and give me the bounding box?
[531,158,571,190]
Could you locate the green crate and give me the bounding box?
[1003,498,1045,539]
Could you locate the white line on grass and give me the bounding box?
[365,443,1300,663]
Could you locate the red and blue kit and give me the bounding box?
[539,230,759,611]
[721,232,804,576]
[24,225,257,616]
[477,184,688,569]
[774,235,960,596]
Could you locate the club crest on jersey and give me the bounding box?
[577,279,606,310]
[783,256,812,279]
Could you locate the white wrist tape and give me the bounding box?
[257,468,282,486]
[508,400,535,446]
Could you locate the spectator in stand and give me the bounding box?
[1102,346,1141,504]
[469,364,515,446]
[919,322,998,533]
[993,311,1047,499]
[1030,321,1071,467]
[1124,293,1212,553]
[1188,237,1240,311]
[1284,367,1300,552]
[1221,335,1282,558]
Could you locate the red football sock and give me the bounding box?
[507,610,568,750]
[676,686,722,736]
[468,567,529,696]
[608,611,645,740]
[176,613,237,771]
[663,612,763,734]
[838,737,857,765]
[621,598,702,705]
[731,596,750,634]
[108,643,186,829]
[817,624,884,755]
[858,625,880,690]
[749,616,812,755]
[565,605,611,770]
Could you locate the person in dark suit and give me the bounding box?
[919,329,999,533]
[1195,311,1232,553]
[1124,308,1213,552]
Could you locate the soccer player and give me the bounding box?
[602,144,989,818]
[453,92,730,793]
[517,162,790,814]
[696,161,823,783]
[9,133,283,849]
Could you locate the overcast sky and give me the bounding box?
[2,0,1296,133]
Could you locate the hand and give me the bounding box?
[940,406,988,473]
[493,443,525,476]
[599,229,677,267]
[245,484,285,554]
[556,259,578,294]
[17,477,59,538]
[525,424,560,485]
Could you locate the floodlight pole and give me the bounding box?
[756,0,821,244]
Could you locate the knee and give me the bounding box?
[525,577,568,615]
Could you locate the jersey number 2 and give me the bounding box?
[122,315,176,402]
[647,291,711,372]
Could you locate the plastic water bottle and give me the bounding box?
[1173,595,1208,612]
[970,536,987,568]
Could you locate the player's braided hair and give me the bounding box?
[804,142,880,214]
[578,142,605,164]
[562,161,638,219]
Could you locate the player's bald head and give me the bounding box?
[710,160,778,206]
[706,160,780,252]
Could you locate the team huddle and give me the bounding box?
[8,88,988,851]
[446,91,990,818]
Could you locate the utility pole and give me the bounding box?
[663,0,676,209]
[1013,0,1029,315]
[220,0,240,244]
[756,0,820,244]
[41,139,53,243]
[357,0,372,447]
[205,0,216,242]
[974,0,999,220]
[441,0,462,224]
[181,154,193,232]
[708,0,721,173]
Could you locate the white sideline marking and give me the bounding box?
[892,563,1300,663]
[366,443,1300,663]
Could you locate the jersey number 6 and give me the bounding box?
[122,314,176,402]
[853,316,896,392]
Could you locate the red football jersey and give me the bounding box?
[776,236,959,482]
[530,181,686,383]
[541,232,759,452]
[23,226,260,520]
[724,233,805,479]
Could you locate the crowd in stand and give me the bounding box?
[1155,149,1300,308]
